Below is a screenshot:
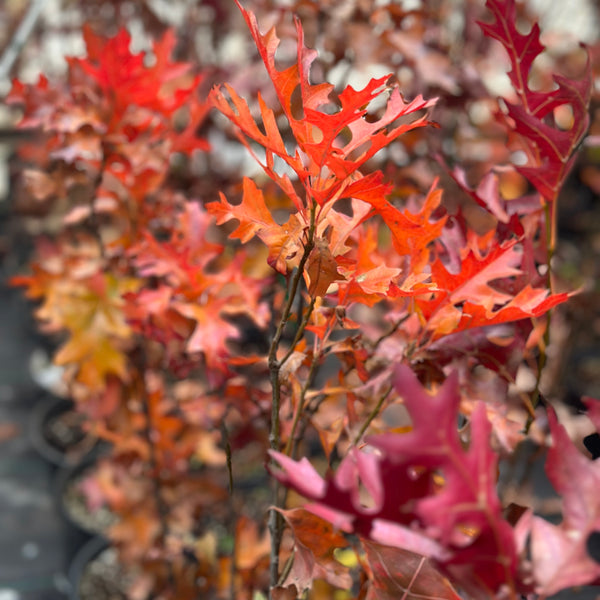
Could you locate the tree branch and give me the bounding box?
[0,0,46,82]
[267,204,316,595]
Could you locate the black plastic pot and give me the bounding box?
[29,395,99,468]
[68,535,143,600]
[67,536,117,600]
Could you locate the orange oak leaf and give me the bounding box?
[14,259,138,391]
[449,286,568,336]
[211,2,436,212]
[207,178,305,273]
[339,264,403,307]
[208,178,278,244]
[278,508,352,593]
[52,272,136,387]
[418,239,569,339]
[262,213,306,274]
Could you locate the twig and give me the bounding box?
[352,386,392,446]
[279,296,316,368]
[372,314,410,351]
[0,0,46,82]
[277,552,294,586]
[267,204,316,595]
[220,418,234,495]
[219,408,236,600]
[135,349,177,592]
[288,392,328,466]
[284,349,321,457]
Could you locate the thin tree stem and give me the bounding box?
[268,204,316,594]
[353,386,392,446]
[0,0,46,80]
[527,201,556,430]
[137,352,177,592]
[279,296,316,368]
[284,349,321,456]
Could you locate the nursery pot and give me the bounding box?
[68,535,131,600]
[29,395,100,468]
[54,456,118,538]
[68,536,109,600]
[69,536,146,600]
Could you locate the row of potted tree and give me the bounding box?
[7,0,600,598]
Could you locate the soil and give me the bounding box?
[71,540,135,600]
[59,463,118,536]
[31,397,99,467]
[45,408,87,452]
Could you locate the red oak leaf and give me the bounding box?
[418,238,569,340]
[271,366,520,596]
[529,402,600,595]
[130,202,222,293]
[478,0,592,201]
[72,25,199,119]
[358,180,446,274]
[127,201,269,374]
[172,300,240,372]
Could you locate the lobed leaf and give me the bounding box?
[529,402,600,594]
[478,0,592,200]
[418,238,569,340]
[213,1,436,211]
[362,540,461,600]
[271,366,520,595]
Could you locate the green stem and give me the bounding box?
[527,201,557,430]
[278,552,294,585]
[219,418,234,495]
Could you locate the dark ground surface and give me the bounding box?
[0,282,73,600]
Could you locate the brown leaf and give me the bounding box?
[235,515,271,571]
[271,585,299,600]
[362,539,461,600]
[278,508,352,593]
[306,238,339,298]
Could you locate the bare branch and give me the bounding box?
[0,0,46,82]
